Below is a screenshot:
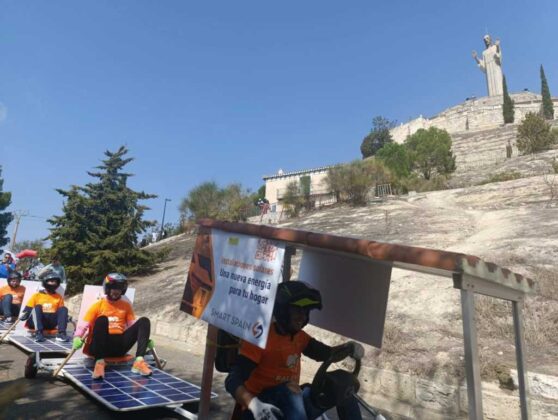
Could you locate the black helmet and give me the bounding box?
[42,272,61,293]
[103,273,128,299]
[274,281,322,334]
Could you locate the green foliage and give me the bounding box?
[13,239,46,253]
[516,113,557,154]
[540,65,554,120]
[48,146,157,294]
[179,181,254,222]
[0,167,13,248]
[502,75,515,124]
[376,142,412,179]
[398,174,449,193]
[256,184,266,201]
[325,160,392,206]
[281,181,306,217]
[478,170,522,185]
[404,127,456,180]
[360,116,395,158]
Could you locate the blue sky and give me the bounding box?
[1,1,556,242]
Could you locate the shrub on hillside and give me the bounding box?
[477,170,522,185]
[325,159,392,205]
[516,113,557,154]
[281,181,307,217]
[398,174,449,193]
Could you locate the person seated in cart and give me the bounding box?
[72,273,154,380]
[225,280,365,420]
[0,271,26,323]
[19,272,68,343]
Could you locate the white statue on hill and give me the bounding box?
[472,34,503,97]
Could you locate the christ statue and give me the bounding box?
[472,34,503,97]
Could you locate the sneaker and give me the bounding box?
[92,360,106,380]
[5,317,14,324]
[35,332,46,342]
[131,358,152,376]
[56,332,68,342]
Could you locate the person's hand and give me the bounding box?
[472,50,477,58]
[346,341,365,360]
[248,397,283,420]
[147,339,155,350]
[72,337,84,350]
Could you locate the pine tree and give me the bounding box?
[502,75,515,124]
[48,146,157,293]
[0,167,13,248]
[540,65,554,120]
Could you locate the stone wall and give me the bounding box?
[390,92,558,143]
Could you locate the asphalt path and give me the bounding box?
[0,333,394,420]
[0,334,232,420]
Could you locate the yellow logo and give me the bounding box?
[228,237,239,245]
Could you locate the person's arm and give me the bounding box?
[19,295,35,321]
[303,338,334,362]
[304,338,365,363]
[224,354,258,407]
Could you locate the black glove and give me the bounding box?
[330,341,365,362]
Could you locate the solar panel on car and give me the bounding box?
[9,333,74,353]
[0,319,13,330]
[62,364,214,411]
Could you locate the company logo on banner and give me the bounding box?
[180,228,285,348]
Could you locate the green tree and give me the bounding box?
[540,65,554,120]
[360,116,395,158]
[516,112,557,154]
[180,181,254,221]
[404,127,456,180]
[325,159,391,206]
[376,142,412,179]
[502,75,515,124]
[48,147,157,293]
[281,181,305,217]
[0,167,13,248]
[13,239,45,253]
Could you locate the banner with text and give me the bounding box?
[180,227,285,348]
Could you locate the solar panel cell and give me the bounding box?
[62,364,215,412]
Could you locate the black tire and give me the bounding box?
[24,353,38,379]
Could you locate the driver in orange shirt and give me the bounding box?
[0,271,26,323]
[72,273,154,380]
[225,281,364,420]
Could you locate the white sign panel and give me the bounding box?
[299,248,391,348]
[181,228,285,348]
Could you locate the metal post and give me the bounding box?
[512,300,531,420]
[460,288,483,419]
[282,246,296,282]
[160,198,171,240]
[198,324,218,419]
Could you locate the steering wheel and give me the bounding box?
[310,345,361,410]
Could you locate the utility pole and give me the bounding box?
[10,210,29,250]
[159,198,171,241]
